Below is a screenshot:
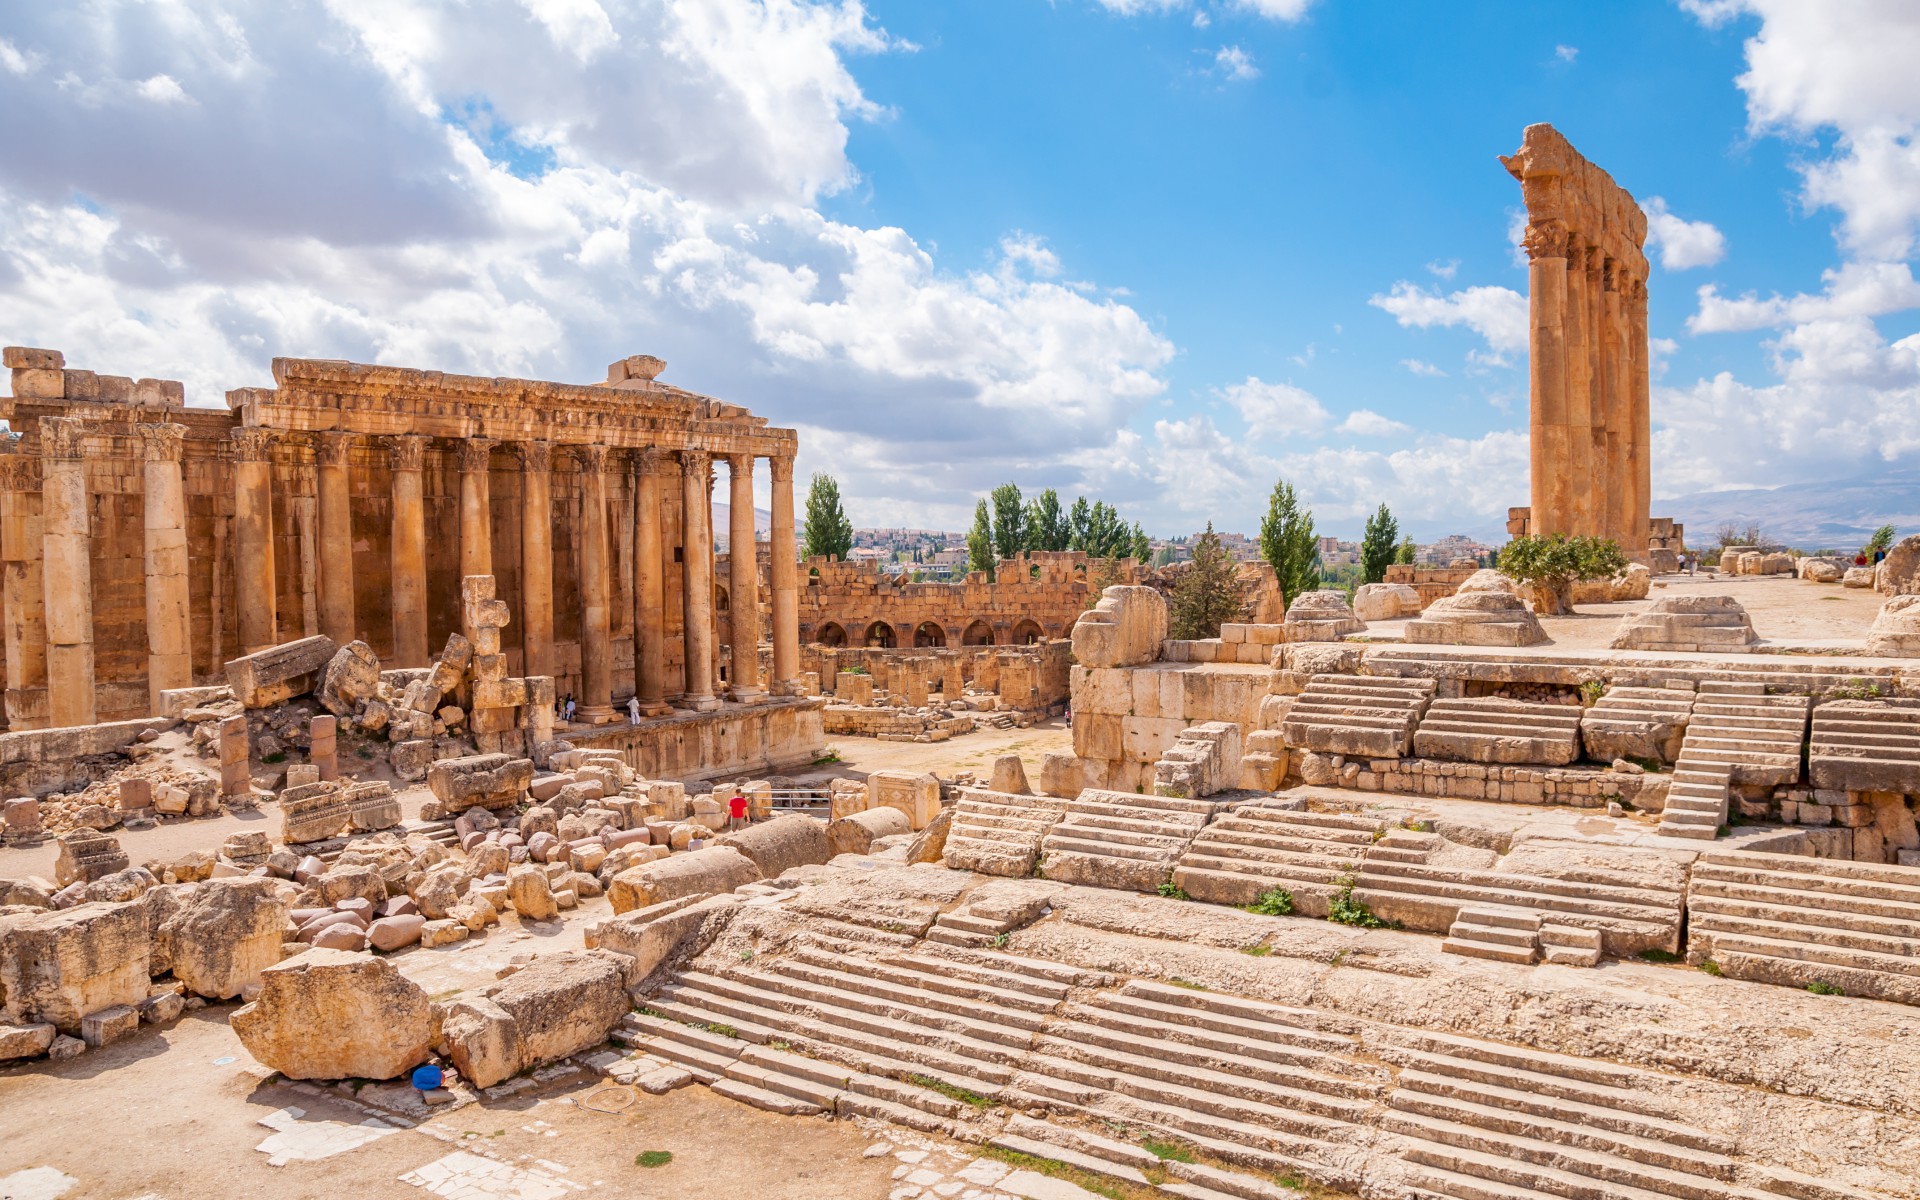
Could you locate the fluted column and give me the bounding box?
[459,438,495,579]
[315,432,357,647]
[42,418,95,727]
[232,426,278,655]
[769,453,799,692]
[632,448,670,714]
[388,435,429,665]
[679,449,718,709]
[1601,258,1627,549]
[726,452,765,701]
[517,441,554,678]
[1629,276,1652,561]
[1522,223,1569,536]
[138,423,192,710]
[0,457,48,729]
[1562,243,1593,536]
[575,445,615,723]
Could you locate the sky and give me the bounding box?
[2,1,1918,540]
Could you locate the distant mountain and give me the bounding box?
[711,501,773,547]
[1657,469,1920,550]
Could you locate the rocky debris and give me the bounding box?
[439,950,631,1088]
[826,807,912,857]
[1283,590,1366,643]
[1844,566,1875,588]
[867,770,941,829]
[52,829,128,887]
[608,846,761,914]
[225,636,339,709]
[1071,585,1167,669]
[1867,595,1920,657]
[317,640,383,716]
[0,902,151,1034]
[280,781,353,844]
[987,754,1032,796]
[427,753,533,812]
[714,814,832,878]
[1404,570,1549,647]
[904,806,953,865]
[1353,582,1423,622]
[507,864,559,921]
[231,948,436,1081]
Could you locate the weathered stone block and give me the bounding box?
[224,636,339,708]
[230,948,434,1081]
[0,902,150,1034]
[427,753,534,810]
[867,769,940,830]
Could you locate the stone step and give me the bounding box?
[1695,850,1920,893]
[924,927,991,948]
[1687,876,1920,926]
[1041,832,1188,861]
[987,1131,1152,1187]
[1456,907,1544,932]
[720,964,1038,1049]
[1386,1029,1657,1094]
[880,949,1078,1000]
[1056,808,1209,838]
[1113,981,1357,1044]
[1445,918,1539,949]
[1690,920,1920,978]
[1074,789,1220,816]
[1190,825,1373,858]
[1356,860,1679,915]
[710,1076,826,1116]
[765,956,1052,1031]
[1396,1135,1771,1200]
[1066,1003,1381,1086]
[1393,1065,1733,1156]
[1688,904,1920,960]
[932,911,1005,934]
[1235,807,1387,834]
[1441,936,1537,964]
[1173,865,1346,909]
[1033,1031,1373,1128]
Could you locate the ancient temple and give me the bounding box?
[0,348,806,741]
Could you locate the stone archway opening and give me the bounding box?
[817,622,847,647]
[961,620,995,646]
[865,621,896,649]
[1012,618,1043,645]
[913,622,947,648]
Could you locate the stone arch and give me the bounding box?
[1012,618,1044,645]
[961,620,995,646]
[913,622,947,648]
[817,621,847,647]
[715,585,729,614]
[864,621,896,649]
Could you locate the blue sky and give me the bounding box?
[2,1,1917,541]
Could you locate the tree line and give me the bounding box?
[966,484,1150,578]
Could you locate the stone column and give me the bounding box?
[769,453,800,694]
[679,450,719,710]
[517,441,554,678]
[632,449,670,715]
[232,427,278,655]
[1523,223,1570,536]
[0,457,48,729]
[575,445,615,723]
[726,452,765,701]
[388,435,429,666]
[1601,259,1627,549]
[315,432,357,647]
[1629,276,1652,561]
[1561,242,1593,536]
[1588,249,1612,545]
[459,438,495,579]
[137,423,192,711]
[41,418,95,727]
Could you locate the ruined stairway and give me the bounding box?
[1362,644,1901,698]
[1657,682,1809,840]
[1411,697,1585,766]
[1035,788,1215,892]
[940,788,1071,877]
[1578,685,1696,765]
[1685,850,1920,1005]
[1809,698,1920,793]
[1171,805,1385,913]
[1280,674,1436,758]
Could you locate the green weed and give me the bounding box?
[1156,882,1190,901]
[1245,888,1295,917]
[704,1022,739,1039]
[1142,1139,1195,1164]
[1169,977,1209,991]
[1807,980,1845,996]
[1698,959,1723,977]
[1325,874,1392,928]
[1636,948,1683,964]
[910,1073,992,1109]
[635,1150,673,1168]
[1240,944,1272,957]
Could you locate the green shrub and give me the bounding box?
[1245,888,1295,917]
[636,1151,673,1168]
[1157,882,1190,901]
[1807,980,1844,996]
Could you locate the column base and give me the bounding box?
[729,686,769,705]
[635,699,674,718]
[768,679,805,698]
[676,693,721,713]
[574,705,619,725]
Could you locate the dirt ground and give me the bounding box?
[785,719,1073,790]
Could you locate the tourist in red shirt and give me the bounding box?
[727,793,748,831]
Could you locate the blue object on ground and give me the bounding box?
[412,1065,443,1091]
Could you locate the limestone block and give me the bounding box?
[584,895,737,987]
[1122,716,1189,764]
[224,636,339,708]
[80,1004,139,1048]
[826,807,912,856]
[904,806,953,864]
[1877,535,1920,594]
[988,754,1032,795]
[155,878,291,1000]
[1405,585,1548,647]
[0,902,150,1034]
[280,783,351,845]
[230,948,434,1080]
[866,769,941,830]
[716,814,831,877]
[607,846,762,914]
[3,346,62,369]
[1353,583,1422,622]
[1867,595,1920,657]
[1284,591,1365,643]
[1038,752,1084,799]
[317,641,382,716]
[0,1022,56,1061]
[507,865,559,921]
[1071,586,1168,668]
[1070,666,1134,716]
[1609,563,1653,601]
[426,753,534,810]
[347,781,401,832]
[53,830,128,887]
[1611,596,1757,653]
[1844,566,1875,589]
[1072,712,1123,761]
[421,919,469,948]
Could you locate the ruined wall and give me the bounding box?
[800,551,1139,650]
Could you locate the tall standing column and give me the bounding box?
[315,432,358,647]
[518,441,554,678]
[1522,223,1570,536]
[388,435,429,665]
[0,457,48,729]
[1586,248,1610,543]
[1629,277,1652,561]
[679,450,719,710]
[632,449,670,714]
[459,438,495,579]
[138,423,192,711]
[41,418,95,727]
[1601,259,1627,549]
[232,426,278,655]
[726,452,765,701]
[769,453,799,693]
[575,445,615,723]
[1562,242,1593,535]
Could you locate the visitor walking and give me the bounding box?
[727,791,748,831]
[563,694,576,723]
[628,695,641,724]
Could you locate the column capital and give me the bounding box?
[632,446,671,476]
[457,437,497,472]
[314,431,359,467]
[40,416,91,460]
[769,454,795,484]
[726,450,753,474]
[515,440,553,472]
[1520,221,1566,262]
[231,426,277,463]
[0,456,40,491]
[571,443,609,473]
[1602,257,1619,291]
[135,422,187,463]
[387,434,428,471]
[681,448,710,476]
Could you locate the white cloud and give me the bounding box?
[1554,44,1578,63]
[1215,45,1259,81]
[135,74,188,104]
[1688,260,1920,333]
[1424,258,1458,280]
[1091,0,1186,13]
[1192,10,1211,28]
[0,39,41,76]
[1369,281,1528,357]
[1642,196,1726,269]
[522,0,620,63]
[1218,377,1330,437]
[1232,0,1315,20]
[1336,409,1410,437]
[1092,0,1313,21]
[1401,358,1446,377]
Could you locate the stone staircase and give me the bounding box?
[1362,644,1900,698]
[1578,684,1697,764]
[941,788,1071,877]
[1658,682,1810,840]
[1411,697,1585,766]
[1441,908,1604,968]
[1809,699,1920,793]
[1171,804,1385,913]
[1377,1029,1872,1200]
[1685,850,1920,1005]
[1036,789,1216,892]
[1280,674,1436,757]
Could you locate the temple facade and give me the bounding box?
[0,348,805,734]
